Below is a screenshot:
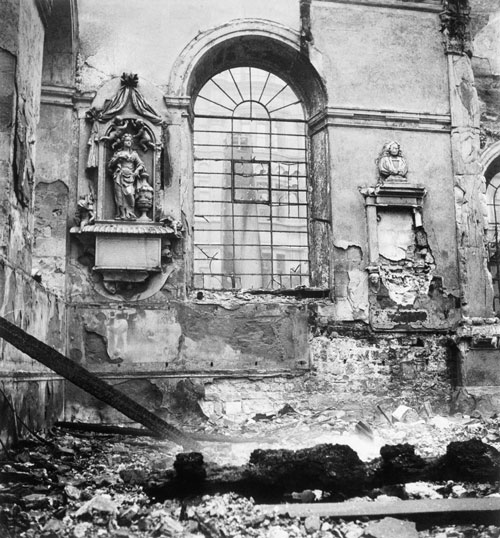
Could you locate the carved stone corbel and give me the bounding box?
[440,0,472,55]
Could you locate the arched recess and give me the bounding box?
[42,0,78,86]
[482,141,500,313]
[168,20,330,289]
[34,0,78,292]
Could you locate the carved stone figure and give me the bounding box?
[132,119,156,152]
[100,116,129,150]
[74,193,95,229]
[108,133,145,220]
[378,141,408,182]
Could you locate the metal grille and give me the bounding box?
[486,172,500,312]
[193,67,309,290]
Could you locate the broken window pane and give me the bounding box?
[193,67,309,290]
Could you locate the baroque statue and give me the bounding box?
[74,193,95,230]
[108,132,147,220]
[377,141,408,183]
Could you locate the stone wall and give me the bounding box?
[64,321,454,424]
[58,0,484,422]
[0,257,66,447]
[0,0,68,447]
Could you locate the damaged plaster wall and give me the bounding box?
[33,181,69,292]
[310,3,462,329]
[59,0,500,425]
[33,0,76,294]
[0,0,45,271]
[0,1,68,447]
[0,259,66,447]
[64,301,310,423]
[329,127,461,329]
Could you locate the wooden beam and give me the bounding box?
[257,498,500,525]
[0,316,196,448]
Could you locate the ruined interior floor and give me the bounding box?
[1,403,499,537]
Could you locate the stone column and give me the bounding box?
[445,24,494,317]
[308,113,332,290]
[164,96,193,291]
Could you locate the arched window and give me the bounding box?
[193,67,309,290]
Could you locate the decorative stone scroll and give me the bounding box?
[71,73,181,297]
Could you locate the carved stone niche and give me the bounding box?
[71,73,180,297]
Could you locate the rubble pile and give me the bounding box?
[0,410,498,537]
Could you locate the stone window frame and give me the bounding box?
[192,67,310,291]
[165,19,331,294]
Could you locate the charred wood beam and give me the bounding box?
[141,440,500,504]
[0,316,196,448]
[54,421,155,437]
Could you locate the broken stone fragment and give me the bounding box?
[363,517,418,538]
[267,526,289,538]
[304,514,321,534]
[341,521,365,538]
[22,493,52,509]
[74,493,117,518]
[72,522,93,538]
[430,415,452,429]
[117,504,139,526]
[64,484,81,500]
[404,481,443,499]
[42,518,62,533]
[392,405,419,423]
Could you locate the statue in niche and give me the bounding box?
[377,141,408,183]
[108,133,146,220]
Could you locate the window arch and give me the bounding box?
[193,67,309,290]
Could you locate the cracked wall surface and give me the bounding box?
[0,1,68,447]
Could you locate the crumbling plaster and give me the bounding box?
[0,259,66,447]
[329,126,460,327]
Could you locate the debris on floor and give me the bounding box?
[0,410,499,537]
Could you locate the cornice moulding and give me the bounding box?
[41,84,75,107]
[309,107,451,135]
[164,95,191,109]
[313,0,442,12]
